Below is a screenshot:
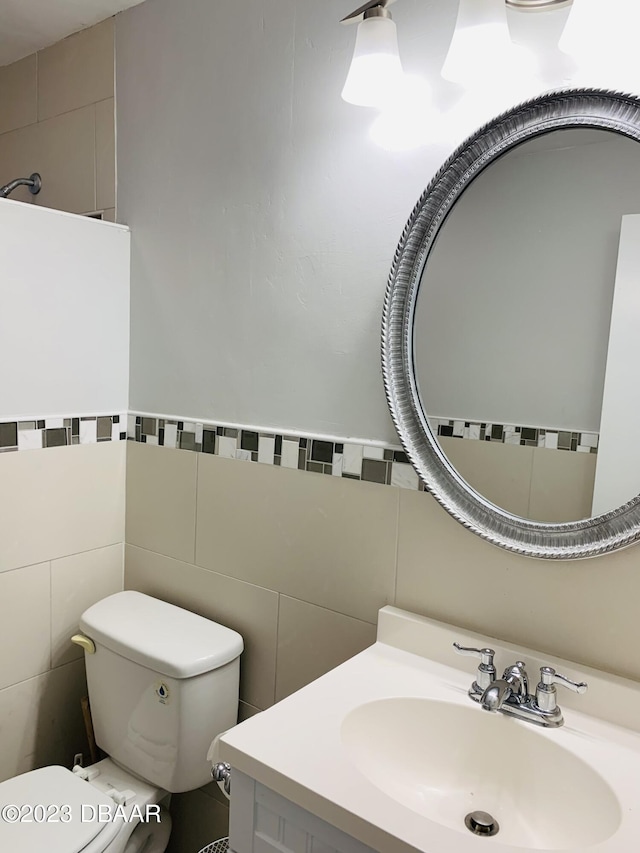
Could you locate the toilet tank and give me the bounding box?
[79,591,243,793]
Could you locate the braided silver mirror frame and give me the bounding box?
[382,90,640,559]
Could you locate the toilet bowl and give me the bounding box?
[0,761,170,853]
[0,591,244,853]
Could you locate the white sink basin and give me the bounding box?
[220,606,640,853]
[342,697,620,849]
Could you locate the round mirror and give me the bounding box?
[382,90,640,559]
[415,127,640,523]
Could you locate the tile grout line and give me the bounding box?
[192,452,200,566]
[273,593,281,707]
[279,593,377,628]
[48,558,53,673]
[0,655,83,696]
[117,544,379,627]
[35,48,40,123]
[526,444,536,520]
[392,487,401,608]
[93,101,97,213]
[0,541,124,577]
[120,541,126,593]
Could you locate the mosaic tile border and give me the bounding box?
[0,414,127,452]
[0,409,599,493]
[127,412,602,491]
[127,414,423,490]
[429,418,599,454]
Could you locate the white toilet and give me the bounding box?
[0,590,244,853]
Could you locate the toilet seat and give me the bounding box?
[0,765,126,853]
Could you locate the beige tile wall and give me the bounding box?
[125,440,640,695]
[0,442,126,783]
[529,445,597,522]
[440,436,597,522]
[0,20,115,218]
[395,487,640,678]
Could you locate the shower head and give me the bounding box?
[0,173,42,199]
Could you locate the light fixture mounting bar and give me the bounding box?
[341,0,397,25]
[506,0,572,9]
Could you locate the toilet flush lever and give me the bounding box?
[71,634,96,654]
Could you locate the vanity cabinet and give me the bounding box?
[220,608,640,853]
[229,771,378,853]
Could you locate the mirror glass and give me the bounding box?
[414,128,640,523]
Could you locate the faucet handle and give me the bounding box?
[536,666,587,713]
[453,643,496,692]
[538,666,587,694]
[453,643,495,667]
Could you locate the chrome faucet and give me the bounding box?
[480,660,528,710]
[480,679,514,712]
[453,643,587,728]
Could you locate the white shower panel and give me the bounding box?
[0,200,130,419]
[592,213,640,517]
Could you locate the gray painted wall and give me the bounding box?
[117,0,461,441]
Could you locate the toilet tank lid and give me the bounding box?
[80,591,244,678]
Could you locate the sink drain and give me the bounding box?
[464,811,500,837]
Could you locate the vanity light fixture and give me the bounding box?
[506,0,572,8]
[441,0,537,89]
[506,0,575,86]
[340,0,404,108]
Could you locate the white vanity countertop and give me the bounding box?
[219,607,640,853]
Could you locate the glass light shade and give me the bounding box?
[506,3,576,85]
[342,16,404,108]
[442,0,537,88]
